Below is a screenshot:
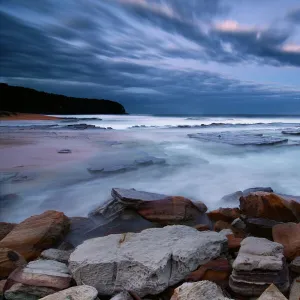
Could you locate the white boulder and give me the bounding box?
[69,225,227,297]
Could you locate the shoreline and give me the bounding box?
[0,112,61,121]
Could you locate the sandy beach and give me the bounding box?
[0,113,61,121]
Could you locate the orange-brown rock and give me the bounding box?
[272,223,300,260]
[185,258,231,284]
[207,208,240,223]
[227,234,243,251]
[194,224,210,231]
[240,192,300,222]
[136,196,207,225]
[0,211,70,260]
[0,223,17,240]
[214,220,232,232]
[0,248,26,278]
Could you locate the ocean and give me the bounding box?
[1,114,300,222]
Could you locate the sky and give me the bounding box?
[0,0,300,115]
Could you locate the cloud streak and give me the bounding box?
[0,0,299,114]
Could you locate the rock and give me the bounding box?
[63,217,95,246]
[0,211,70,261]
[229,237,290,297]
[240,192,300,222]
[7,259,71,290]
[226,234,243,251]
[290,257,300,274]
[214,221,232,232]
[257,284,287,300]
[188,131,288,146]
[4,283,56,300]
[69,226,227,296]
[185,258,231,284]
[111,291,134,300]
[91,188,207,226]
[194,224,210,231]
[282,128,300,135]
[244,217,282,239]
[0,248,26,278]
[170,280,233,300]
[0,280,6,300]
[0,223,17,240]
[136,196,207,225]
[57,149,71,154]
[289,276,300,300]
[40,249,72,264]
[231,218,246,230]
[208,208,240,223]
[134,156,166,166]
[272,223,300,261]
[39,286,99,300]
[221,187,273,203]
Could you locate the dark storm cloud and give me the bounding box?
[0,0,299,114]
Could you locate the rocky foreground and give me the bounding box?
[0,188,300,300]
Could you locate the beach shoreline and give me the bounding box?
[0,112,61,121]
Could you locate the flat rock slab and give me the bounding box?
[188,131,288,146]
[8,259,71,290]
[282,128,300,135]
[40,249,72,264]
[39,286,99,300]
[230,237,289,297]
[290,257,300,273]
[69,225,227,297]
[170,281,233,300]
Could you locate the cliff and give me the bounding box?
[0,83,127,115]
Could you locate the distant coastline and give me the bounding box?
[0,83,127,115]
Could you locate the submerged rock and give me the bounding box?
[0,210,70,260]
[170,281,233,300]
[69,226,227,297]
[57,149,71,154]
[229,237,289,297]
[188,131,288,146]
[272,223,300,261]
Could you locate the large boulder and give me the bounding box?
[39,286,99,300]
[0,211,70,260]
[229,237,290,297]
[272,223,300,261]
[69,226,227,297]
[0,248,26,278]
[6,260,71,291]
[239,192,300,222]
[170,281,233,300]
